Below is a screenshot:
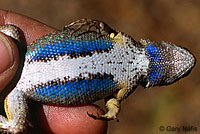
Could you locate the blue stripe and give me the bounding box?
[146,44,163,82]
[27,40,113,59]
[34,77,116,101]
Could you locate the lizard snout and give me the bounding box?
[141,39,195,88]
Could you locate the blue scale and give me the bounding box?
[27,40,113,60]
[34,77,116,101]
[146,44,164,82]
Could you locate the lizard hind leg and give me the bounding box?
[0,89,29,133]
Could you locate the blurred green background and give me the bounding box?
[0,0,199,134]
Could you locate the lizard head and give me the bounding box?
[140,39,196,88]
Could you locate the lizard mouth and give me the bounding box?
[142,39,196,88]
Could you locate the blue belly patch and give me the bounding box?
[33,77,116,103]
[27,39,113,60]
[146,44,164,82]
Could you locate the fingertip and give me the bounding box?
[0,10,56,44]
[42,104,108,134]
[0,33,19,92]
[0,33,14,73]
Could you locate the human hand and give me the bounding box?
[0,10,107,134]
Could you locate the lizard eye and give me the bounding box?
[142,39,195,88]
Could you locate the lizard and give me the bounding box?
[0,18,196,133]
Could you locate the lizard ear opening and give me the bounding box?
[139,76,152,88]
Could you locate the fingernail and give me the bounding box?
[0,33,13,73]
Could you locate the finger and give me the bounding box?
[0,9,55,93]
[0,33,19,93]
[0,10,55,44]
[0,10,108,133]
[42,105,107,134]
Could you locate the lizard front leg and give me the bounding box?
[65,18,118,38]
[88,81,137,121]
[0,89,29,133]
[88,97,120,121]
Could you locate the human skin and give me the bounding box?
[0,10,107,134]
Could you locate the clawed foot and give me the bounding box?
[65,19,102,33]
[65,18,117,37]
[87,112,119,122]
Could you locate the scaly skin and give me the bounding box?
[0,19,196,133]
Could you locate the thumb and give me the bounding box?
[0,33,20,95]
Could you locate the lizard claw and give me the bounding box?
[87,112,119,122]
